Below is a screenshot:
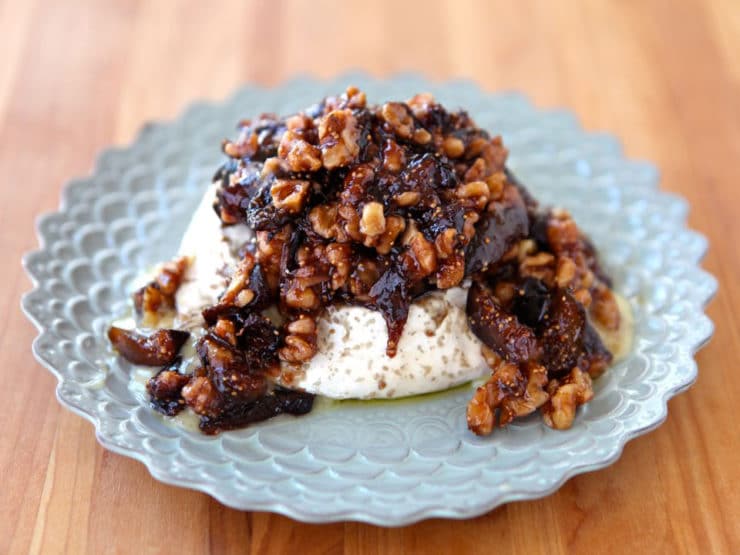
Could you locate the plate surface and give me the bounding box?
[21,74,717,526]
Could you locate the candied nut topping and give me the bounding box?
[382,139,406,172]
[360,201,386,237]
[467,360,549,434]
[212,87,535,357]
[182,375,221,418]
[443,136,465,158]
[270,179,311,214]
[133,256,190,326]
[279,315,318,363]
[541,367,594,429]
[110,87,623,435]
[380,102,414,138]
[319,108,360,168]
[395,191,420,207]
[278,130,322,172]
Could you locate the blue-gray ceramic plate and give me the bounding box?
[21,74,716,526]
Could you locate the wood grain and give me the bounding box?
[2,0,738,553]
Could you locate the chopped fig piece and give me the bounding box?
[464,187,529,275]
[199,388,315,435]
[196,333,268,402]
[147,361,190,416]
[541,289,587,377]
[466,282,540,363]
[510,277,551,328]
[108,326,189,366]
[234,313,280,370]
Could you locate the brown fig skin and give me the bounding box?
[466,282,540,363]
[107,326,189,366]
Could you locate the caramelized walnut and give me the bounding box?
[318,109,360,169]
[406,228,438,278]
[380,102,414,139]
[383,139,406,172]
[133,256,190,326]
[436,254,465,289]
[372,215,406,255]
[279,316,317,363]
[308,204,342,240]
[519,252,556,285]
[541,367,594,430]
[182,375,221,418]
[213,318,237,346]
[256,227,290,292]
[277,130,322,172]
[434,228,458,259]
[406,92,436,118]
[443,136,465,158]
[591,284,621,331]
[343,86,367,109]
[325,243,352,289]
[270,179,311,214]
[467,360,549,435]
[220,253,256,305]
[395,191,420,207]
[360,201,386,237]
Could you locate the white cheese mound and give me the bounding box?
[281,287,488,399]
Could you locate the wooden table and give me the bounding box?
[2,0,738,553]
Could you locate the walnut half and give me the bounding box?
[279,316,317,363]
[541,367,594,430]
[318,109,360,169]
[467,360,549,435]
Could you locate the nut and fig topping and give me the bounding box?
[464,205,618,434]
[110,87,623,436]
[214,87,527,357]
